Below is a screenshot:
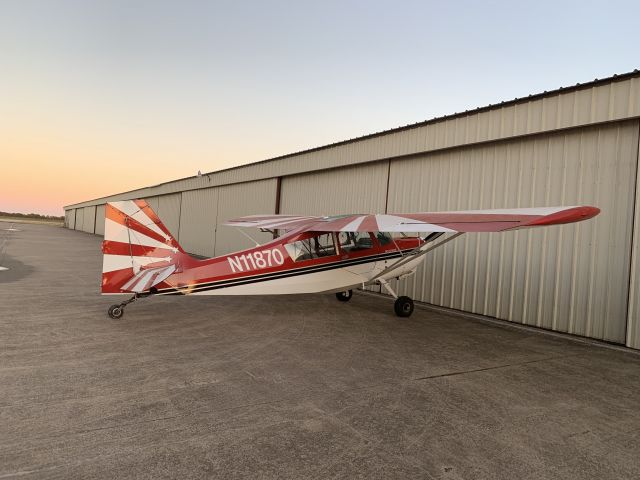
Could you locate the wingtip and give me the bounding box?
[523,206,600,227]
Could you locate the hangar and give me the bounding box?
[65,70,640,350]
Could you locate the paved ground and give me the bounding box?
[1,222,640,479]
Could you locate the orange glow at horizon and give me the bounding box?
[1,116,299,216]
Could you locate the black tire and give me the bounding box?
[335,290,353,302]
[394,296,414,317]
[108,304,124,319]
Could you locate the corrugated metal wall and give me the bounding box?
[214,179,278,255]
[157,193,181,240]
[74,208,84,232]
[178,188,219,256]
[144,196,160,212]
[280,162,389,216]
[387,121,639,343]
[626,123,640,349]
[94,205,105,236]
[66,209,75,229]
[82,206,96,233]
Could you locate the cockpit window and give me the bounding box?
[285,233,336,262]
[337,232,374,253]
[375,232,393,246]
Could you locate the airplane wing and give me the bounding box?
[224,206,599,233]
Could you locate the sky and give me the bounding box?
[1,0,638,216]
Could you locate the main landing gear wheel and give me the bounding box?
[336,290,353,302]
[108,305,124,319]
[394,296,414,317]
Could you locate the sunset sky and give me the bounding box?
[1,0,638,216]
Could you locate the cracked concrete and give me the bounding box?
[1,222,640,479]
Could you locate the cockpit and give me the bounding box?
[284,231,394,263]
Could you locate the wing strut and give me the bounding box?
[235,228,262,247]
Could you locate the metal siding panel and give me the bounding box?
[94,205,105,236]
[513,102,528,136]
[65,210,73,229]
[387,121,637,343]
[82,206,96,233]
[501,105,516,137]
[144,196,159,212]
[542,95,559,130]
[558,91,576,128]
[464,114,479,143]
[214,179,278,256]
[574,88,593,125]
[74,208,84,231]
[592,84,611,122]
[626,121,640,349]
[632,77,640,117]
[527,100,543,135]
[178,189,219,257]
[612,77,632,118]
[280,162,388,217]
[157,193,181,240]
[475,110,491,142]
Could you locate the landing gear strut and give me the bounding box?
[378,279,414,317]
[107,294,139,319]
[335,290,353,302]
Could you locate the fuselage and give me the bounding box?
[149,229,425,296]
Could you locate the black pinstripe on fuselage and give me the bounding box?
[156,248,415,296]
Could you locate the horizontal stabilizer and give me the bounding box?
[121,264,177,293]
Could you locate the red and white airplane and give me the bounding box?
[102,200,599,319]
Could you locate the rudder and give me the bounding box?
[102,199,183,294]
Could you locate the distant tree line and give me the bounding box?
[0,211,64,221]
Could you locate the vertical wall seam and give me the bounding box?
[176,194,182,241]
[274,177,282,239]
[275,177,282,214]
[214,188,221,253]
[384,160,391,214]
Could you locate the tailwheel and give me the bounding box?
[107,293,140,319]
[394,296,414,317]
[336,290,353,302]
[108,304,124,319]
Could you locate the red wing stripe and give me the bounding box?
[320,216,364,231]
[358,215,380,232]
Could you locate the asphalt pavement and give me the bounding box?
[1,222,639,479]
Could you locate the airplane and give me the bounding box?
[101,199,600,319]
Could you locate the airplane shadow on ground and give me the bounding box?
[0,254,34,284]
